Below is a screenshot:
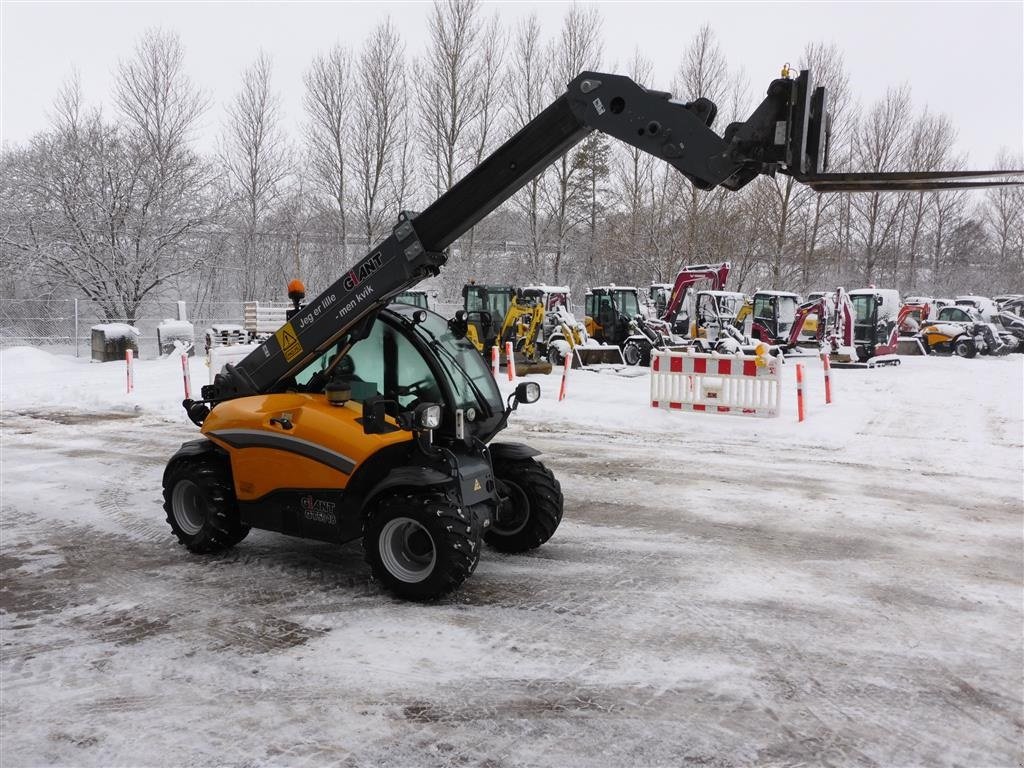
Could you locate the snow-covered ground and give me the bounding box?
[1,347,1022,767]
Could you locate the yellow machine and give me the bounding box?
[496,293,552,375]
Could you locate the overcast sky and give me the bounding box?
[2,1,1022,166]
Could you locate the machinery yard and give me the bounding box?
[2,348,1021,767]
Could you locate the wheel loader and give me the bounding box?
[162,63,1020,599]
[519,285,624,368]
[584,286,672,366]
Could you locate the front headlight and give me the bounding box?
[515,381,541,404]
[415,403,442,430]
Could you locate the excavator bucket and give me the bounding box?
[509,352,552,378]
[573,344,625,368]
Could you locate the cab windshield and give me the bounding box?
[408,309,504,420]
[613,290,641,317]
[292,309,503,432]
[852,295,876,325]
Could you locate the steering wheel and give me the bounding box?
[393,379,434,398]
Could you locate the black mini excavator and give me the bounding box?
[163,67,1020,599]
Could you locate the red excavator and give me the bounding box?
[659,262,732,336]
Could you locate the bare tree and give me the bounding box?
[673,25,732,274]
[115,28,209,185]
[3,76,209,321]
[543,4,603,282]
[222,51,292,300]
[420,0,487,195]
[983,150,1024,288]
[507,13,549,273]
[350,20,408,246]
[304,43,354,258]
[899,111,958,288]
[849,85,912,282]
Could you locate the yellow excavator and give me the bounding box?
[460,283,552,375]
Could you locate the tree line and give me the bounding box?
[2,1,1021,324]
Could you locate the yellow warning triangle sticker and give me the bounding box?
[275,322,304,362]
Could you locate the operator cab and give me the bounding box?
[585,287,641,345]
[293,305,506,442]
[752,291,800,342]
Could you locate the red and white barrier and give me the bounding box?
[650,349,781,418]
[126,349,134,394]
[181,354,192,399]
[491,345,499,380]
[505,341,515,382]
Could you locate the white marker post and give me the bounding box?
[126,349,134,394]
[491,344,499,380]
[181,354,192,399]
[505,341,515,382]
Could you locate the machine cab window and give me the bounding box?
[294,319,443,410]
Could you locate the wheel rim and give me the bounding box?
[492,479,530,536]
[624,344,640,365]
[379,517,437,583]
[172,479,206,536]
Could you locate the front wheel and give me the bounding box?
[486,458,563,553]
[622,339,650,366]
[954,338,977,358]
[163,455,249,553]
[364,492,481,600]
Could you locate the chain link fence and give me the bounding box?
[0,297,474,357]
[0,298,268,357]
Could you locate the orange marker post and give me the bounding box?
[558,355,570,401]
[491,345,499,380]
[126,349,134,394]
[796,363,805,422]
[821,353,832,404]
[181,353,192,399]
[506,341,515,382]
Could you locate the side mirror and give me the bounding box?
[448,311,469,339]
[875,295,884,306]
[515,381,541,404]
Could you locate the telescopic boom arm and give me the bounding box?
[207,68,1021,402]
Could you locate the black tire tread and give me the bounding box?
[162,456,249,554]
[364,491,480,600]
[485,458,563,553]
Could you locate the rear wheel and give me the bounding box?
[486,458,563,553]
[364,492,480,600]
[954,338,977,358]
[163,455,249,553]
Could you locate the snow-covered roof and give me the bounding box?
[157,319,195,336]
[754,290,800,298]
[523,285,570,295]
[588,285,637,292]
[92,323,140,340]
[699,290,747,299]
